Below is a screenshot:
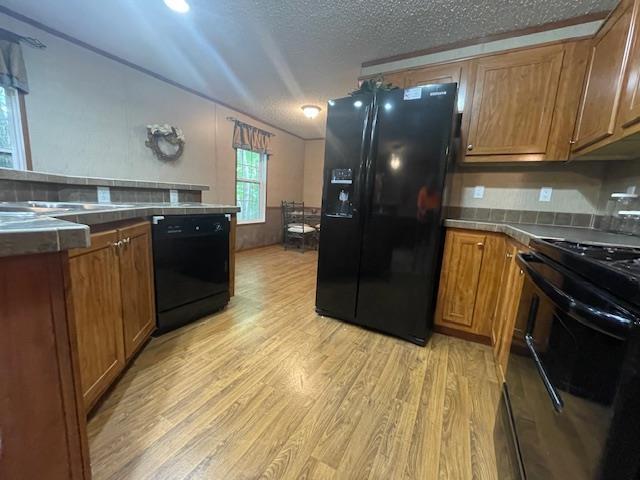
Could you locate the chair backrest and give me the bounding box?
[282,200,305,226]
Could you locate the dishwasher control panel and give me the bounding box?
[152,215,229,237]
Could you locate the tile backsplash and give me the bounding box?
[445,206,595,228]
[0,179,202,203]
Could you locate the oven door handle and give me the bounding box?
[525,334,564,413]
[517,253,632,340]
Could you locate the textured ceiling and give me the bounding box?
[0,0,617,139]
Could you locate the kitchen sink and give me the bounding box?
[0,201,135,214]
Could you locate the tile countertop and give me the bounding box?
[445,219,640,248]
[0,203,240,258]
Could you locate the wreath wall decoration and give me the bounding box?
[145,124,185,161]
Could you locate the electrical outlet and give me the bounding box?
[539,187,553,203]
[169,189,179,204]
[473,186,485,199]
[97,186,111,203]
[627,186,637,195]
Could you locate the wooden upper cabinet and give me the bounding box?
[621,1,640,129]
[68,230,125,410]
[573,0,636,151]
[466,45,564,157]
[436,230,486,328]
[119,221,156,360]
[404,62,468,114]
[381,70,406,88]
[371,38,592,163]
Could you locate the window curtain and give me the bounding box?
[0,29,29,94]
[232,119,273,155]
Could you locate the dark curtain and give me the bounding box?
[0,28,29,93]
[232,119,273,154]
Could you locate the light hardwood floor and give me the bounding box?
[88,245,502,479]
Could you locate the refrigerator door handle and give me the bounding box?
[354,102,372,220]
[361,99,379,220]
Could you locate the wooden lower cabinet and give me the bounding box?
[0,253,90,479]
[435,229,506,342]
[67,220,155,411]
[119,222,156,360]
[67,230,125,411]
[492,241,527,381]
[435,228,529,379]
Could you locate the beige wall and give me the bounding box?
[3,13,305,207]
[447,163,607,214]
[303,139,325,207]
[598,160,640,212]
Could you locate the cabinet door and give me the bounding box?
[68,230,124,410]
[573,0,635,150]
[404,62,468,115]
[381,71,406,88]
[466,45,564,156]
[1,253,90,479]
[119,221,156,360]
[621,2,640,129]
[492,244,525,378]
[436,230,486,328]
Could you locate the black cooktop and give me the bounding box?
[531,238,640,308]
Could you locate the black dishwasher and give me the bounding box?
[152,215,230,334]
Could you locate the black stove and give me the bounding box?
[497,237,640,480]
[531,238,640,309]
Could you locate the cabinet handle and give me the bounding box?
[467,144,474,151]
[112,240,122,254]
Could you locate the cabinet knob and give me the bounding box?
[467,144,474,151]
[569,140,576,145]
[476,242,484,249]
[506,252,514,259]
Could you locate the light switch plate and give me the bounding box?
[473,186,485,199]
[97,186,111,203]
[169,189,179,204]
[539,187,553,202]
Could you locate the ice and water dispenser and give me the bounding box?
[325,168,354,218]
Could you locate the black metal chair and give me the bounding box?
[281,201,316,251]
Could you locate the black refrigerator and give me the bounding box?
[315,83,457,346]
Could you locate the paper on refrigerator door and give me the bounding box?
[403,87,422,100]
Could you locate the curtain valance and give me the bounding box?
[0,28,29,94]
[231,118,274,155]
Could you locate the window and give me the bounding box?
[0,86,26,170]
[236,148,267,224]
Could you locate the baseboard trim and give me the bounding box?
[434,325,492,345]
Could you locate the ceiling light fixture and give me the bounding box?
[164,0,190,13]
[302,105,321,119]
